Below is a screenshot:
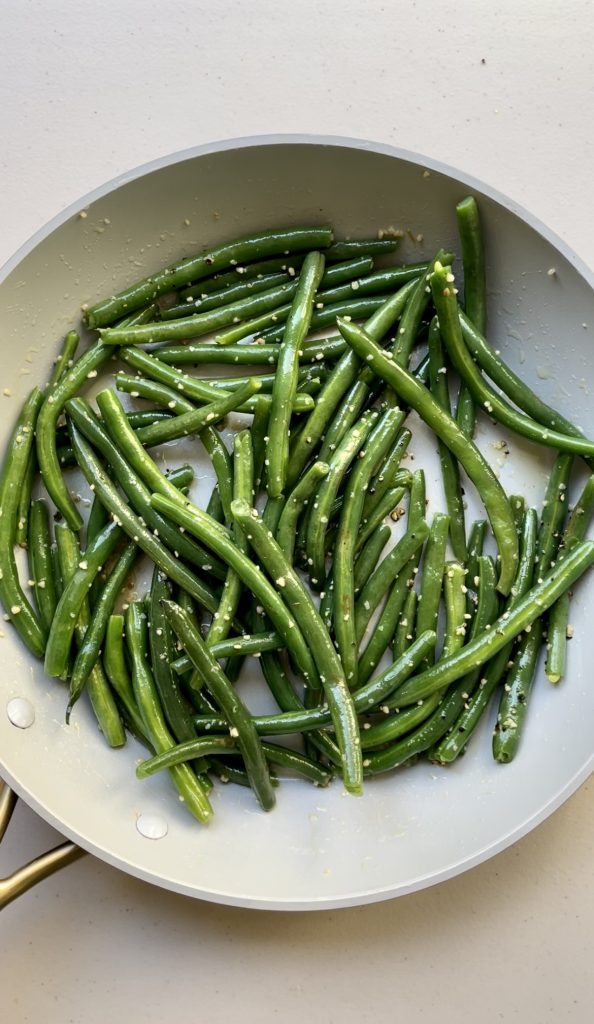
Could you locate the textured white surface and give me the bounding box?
[1,1,594,1021]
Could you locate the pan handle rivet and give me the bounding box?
[136,813,168,840]
[7,697,35,729]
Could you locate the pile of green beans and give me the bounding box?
[1,207,593,824]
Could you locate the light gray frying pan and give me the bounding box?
[1,136,593,910]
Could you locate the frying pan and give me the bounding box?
[1,136,593,910]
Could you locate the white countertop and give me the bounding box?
[1,3,594,1021]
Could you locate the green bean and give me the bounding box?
[286,279,419,487]
[389,541,594,707]
[86,494,110,549]
[103,279,302,346]
[337,315,519,595]
[136,378,262,447]
[510,494,526,536]
[162,599,275,810]
[200,429,234,526]
[27,500,58,633]
[286,265,433,321]
[171,630,283,675]
[306,410,378,588]
[193,631,436,739]
[117,348,313,414]
[45,520,124,678]
[68,424,223,615]
[391,250,451,368]
[55,411,179,469]
[85,226,334,328]
[333,408,404,685]
[543,592,571,685]
[68,540,139,709]
[459,312,590,444]
[177,255,308,300]
[103,614,148,741]
[275,460,330,562]
[355,523,429,644]
[353,525,391,594]
[229,498,362,794]
[47,330,80,388]
[358,568,413,686]
[325,239,400,260]
[317,377,378,466]
[545,474,594,682]
[407,468,427,530]
[361,427,412,523]
[492,620,544,764]
[266,252,326,497]
[427,318,467,561]
[36,341,113,530]
[356,487,408,551]
[171,255,373,317]
[100,254,369,347]
[156,335,348,367]
[491,464,571,759]
[66,397,226,581]
[148,568,202,750]
[415,512,450,661]
[55,524,125,745]
[365,556,499,768]
[538,454,574,573]
[456,196,486,333]
[194,364,327,395]
[163,271,292,320]
[392,588,418,662]
[125,603,213,821]
[15,448,37,549]
[465,518,487,615]
[151,493,319,686]
[217,296,390,348]
[433,265,594,458]
[112,365,237,523]
[136,735,331,787]
[442,561,468,659]
[94,387,218,525]
[0,387,46,657]
[361,693,444,751]
[455,384,476,438]
[207,430,253,646]
[456,196,486,437]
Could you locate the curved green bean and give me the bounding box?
[125,603,213,822]
[433,265,594,458]
[55,524,125,745]
[150,493,319,686]
[0,387,46,656]
[36,341,112,530]
[66,397,226,580]
[337,315,519,594]
[229,498,362,794]
[162,599,275,810]
[275,460,330,562]
[266,252,325,497]
[427,317,467,561]
[68,424,222,615]
[85,226,333,328]
[207,430,253,647]
[389,541,594,707]
[306,410,377,588]
[68,540,139,709]
[27,500,58,633]
[45,520,124,678]
[333,407,404,685]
